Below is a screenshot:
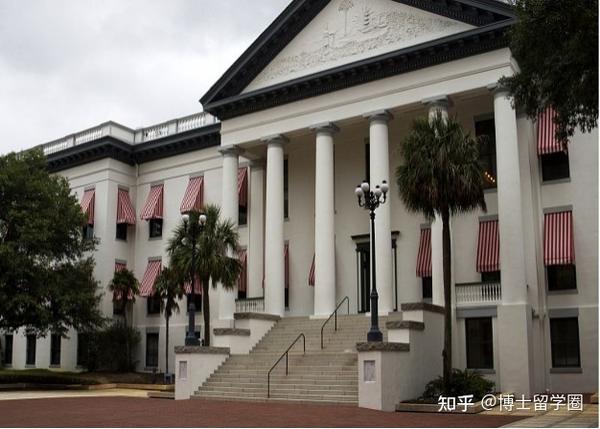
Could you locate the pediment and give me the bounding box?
[243,0,475,92]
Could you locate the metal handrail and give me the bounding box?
[320,296,350,349]
[267,333,306,398]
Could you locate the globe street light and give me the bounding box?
[182,212,207,346]
[355,179,389,342]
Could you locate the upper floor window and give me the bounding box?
[541,152,570,181]
[537,108,570,182]
[147,296,161,315]
[475,118,497,189]
[284,159,289,219]
[481,271,501,283]
[116,223,128,241]
[149,219,163,239]
[238,168,248,226]
[547,264,577,291]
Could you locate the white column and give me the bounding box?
[218,146,241,322]
[310,122,338,317]
[248,160,265,298]
[364,111,393,314]
[262,135,287,317]
[423,97,449,307]
[492,85,532,395]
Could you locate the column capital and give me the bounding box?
[363,110,393,123]
[487,83,511,97]
[218,145,243,157]
[421,95,449,108]
[260,134,289,146]
[309,122,339,135]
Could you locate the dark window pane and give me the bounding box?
[149,219,163,238]
[365,143,370,184]
[475,118,497,189]
[547,265,577,291]
[422,277,432,300]
[113,300,124,316]
[550,318,580,368]
[26,335,36,366]
[116,223,128,240]
[481,271,501,283]
[465,317,494,369]
[50,334,61,366]
[186,294,202,313]
[77,334,89,367]
[146,333,159,368]
[285,288,289,309]
[238,205,248,226]
[4,335,13,365]
[147,297,161,315]
[238,290,247,300]
[541,152,570,181]
[83,224,94,240]
[283,159,289,219]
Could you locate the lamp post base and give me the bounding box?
[367,328,383,342]
[185,336,200,346]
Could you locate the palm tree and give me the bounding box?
[396,111,486,391]
[154,266,184,379]
[108,268,139,368]
[167,204,242,346]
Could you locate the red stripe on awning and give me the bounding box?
[116,189,136,225]
[238,249,247,292]
[476,220,500,272]
[180,176,204,214]
[537,108,564,155]
[416,227,431,277]
[544,211,575,265]
[80,189,95,225]
[238,167,249,208]
[140,185,164,220]
[184,276,202,295]
[308,254,315,287]
[284,244,289,290]
[139,259,162,297]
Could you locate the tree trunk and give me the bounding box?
[441,208,453,392]
[202,277,211,346]
[165,313,170,376]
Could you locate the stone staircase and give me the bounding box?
[193,313,393,405]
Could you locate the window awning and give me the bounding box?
[476,220,500,273]
[80,189,95,225]
[184,276,202,295]
[537,108,564,155]
[139,259,162,297]
[116,189,136,225]
[180,176,204,214]
[140,185,164,220]
[308,254,315,287]
[544,211,575,265]
[416,227,431,277]
[238,249,247,292]
[238,167,249,208]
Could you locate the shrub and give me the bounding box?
[0,369,99,385]
[80,322,141,372]
[422,369,495,401]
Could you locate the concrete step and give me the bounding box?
[193,390,358,403]
[199,386,357,396]
[203,381,357,389]
[191,393,358,406]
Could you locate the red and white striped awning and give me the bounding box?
[238,249,247,292]
[476,220,500,273]
[238,167,249,208]
[114,261,127,272]
[184,276,202,295]
[113,261,134,300]
[416,227,431,277]
[139,259,162,297]
[180,176,204,214]
[140,184,164,220]
[537,108,564,155]
[284,243,289,290]
[544,211,575,266]
[116,188,136,225]
[80,189,95,225]
[308,254,315,287]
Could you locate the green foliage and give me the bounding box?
[154,267,184,320]
[422,369,495,401]
[0,149,104,337]
[82,322,141,372]
[0,369,100,385]
[499,0,598,145]
[108,268,139,327]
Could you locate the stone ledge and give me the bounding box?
[356,342,410,352]
[233,312,281,321]
[386,320,425,330]
[401,302,445,314]
[174,346,230,355]
[213,328,251,336]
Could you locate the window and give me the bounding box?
[550,317,580,368]
[283,159,289,219]
[422,277,432,300]
[4,335,13,365]
[83,224,94,240]
[25,334,36,366]
[116,223,128,241]
[147,296,161,315]
[481,271,501,283]
[238,290,247,300]
[475,118,497,189]
[187,294,202,313]
[146,333,159,368]
[239,205,248,226]
[465,317,494,369]
[149,219,163,238]
[541,152,570,181]
[50,334,61,366]
[547,265,577,291]
[77,334,89,367]
[284,289,289,309]
[113,300,124,316]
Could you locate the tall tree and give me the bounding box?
[154,266,184,378]
[396,112,486,391]
[0,149,104,336]
[167,205,241,346]
[499,0,598,145]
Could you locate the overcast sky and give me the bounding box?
[0,0,290,154]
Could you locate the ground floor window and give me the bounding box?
[77,333,90,367]
[113,299,125,316]
[50,334,61,366]
[25,334,36,366]
[3,334,13,365]
[422,277,432,300]
[547,264,577,291]
[465,317,494,370]
[147,296,161,315]
[550,317,580,368]
[284,288,289,309]
[146,333,159,368]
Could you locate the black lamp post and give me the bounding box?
[355,179,389,342]
[182,212,207,346]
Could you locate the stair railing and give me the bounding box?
[267,333,306,398]
[320,296,350,349]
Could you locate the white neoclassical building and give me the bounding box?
[2,0,597,404]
